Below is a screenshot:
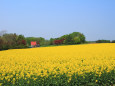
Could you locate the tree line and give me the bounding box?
[96,40,115,43]
[0,30,115,50]
[0,31,86,50]
[26,32,86,46]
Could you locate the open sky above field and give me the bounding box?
[0,0,115,41]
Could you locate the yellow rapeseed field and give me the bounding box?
[0,43,115,85]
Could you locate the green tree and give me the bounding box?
[36,37,45,46]
[17,35,25,45]
[2,33,17,48]
[73,37,81,44]
[64,35,73,44]
[50,38,55,45]
[0,33,27,50]
[44,40,50,46]
[70,32,85,44]
[64,32,85,44]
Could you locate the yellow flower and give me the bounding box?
[95,80,98,82]
[8,78,10,82]
[0,83,2,86]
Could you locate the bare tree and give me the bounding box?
[0,30,7,36]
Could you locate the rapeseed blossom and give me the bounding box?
[0,43,115,85]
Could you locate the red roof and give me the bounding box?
[31,41,37,46]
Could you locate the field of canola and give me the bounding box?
[0,43,115,86]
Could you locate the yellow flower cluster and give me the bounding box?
[0,43,115,84]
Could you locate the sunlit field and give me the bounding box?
[0,43,115,86]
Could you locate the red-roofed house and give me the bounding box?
[31,41,40,47]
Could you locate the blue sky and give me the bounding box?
[0,0,115,41]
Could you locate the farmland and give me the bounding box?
[0,43,115,86]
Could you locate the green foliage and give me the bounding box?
[63,32,85,45]
[64,35,73,44]
[50,38,55,45]
[17,35,25,41]
[0,33,27,50]
[73,37,81,44]
[44,40,50,46]
[96,40,110,43]
[0,32,86,49]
